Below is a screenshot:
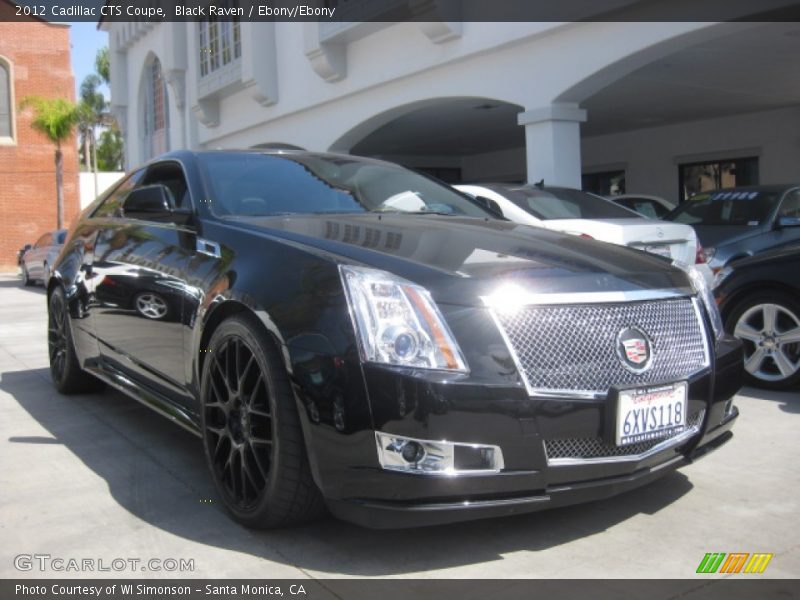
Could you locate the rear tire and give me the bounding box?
[724,290,800,390]
[48,287,105,394]
[200,314,325,528]
[22,264,33,287]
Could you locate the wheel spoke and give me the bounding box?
[744,347,768,375]
[239,353,256,392]
[762,305,778,332]
[246,443,269,480]
[250,435,272,446]
[250,407,270,418]
[734,322,762,343]
[780,327,800,345]
[773,349,799,378]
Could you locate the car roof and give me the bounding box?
[153,148,399,169]
[700,184,798,195]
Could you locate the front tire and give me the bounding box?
[200,314,325,528]
[725,290,800,390]
[48,287,104,394]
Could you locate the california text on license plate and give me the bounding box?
[616,382,688,446]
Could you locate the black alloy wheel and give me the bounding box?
[201,314,325,528]
[48,287,104,394]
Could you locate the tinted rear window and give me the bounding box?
[489,186,640,220]
[666,190,781,226]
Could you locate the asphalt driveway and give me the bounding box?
[0,273,797,580]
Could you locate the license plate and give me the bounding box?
[615,382,687,446]
[644,244,672,258]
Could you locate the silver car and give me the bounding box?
[21,229,66,286]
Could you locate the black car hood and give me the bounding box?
[692,224,764,247]
[224,214,691,306]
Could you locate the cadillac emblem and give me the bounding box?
[616,327,653,372]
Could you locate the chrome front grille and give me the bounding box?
[493,297,709,396]
[545,410,705,463]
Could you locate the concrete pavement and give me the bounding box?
[0,273,797,580]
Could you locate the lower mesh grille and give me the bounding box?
[545,411,705,461]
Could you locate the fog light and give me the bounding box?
[375,432,504,475]
[401,441,425,463]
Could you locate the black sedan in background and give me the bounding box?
[47,150,741,528]
[714,244,800,390]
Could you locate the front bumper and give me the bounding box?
[298,335,743,529]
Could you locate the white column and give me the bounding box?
[517,104,587,188]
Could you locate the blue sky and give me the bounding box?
[69,22,109,99]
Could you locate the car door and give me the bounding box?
[91,160,196,403]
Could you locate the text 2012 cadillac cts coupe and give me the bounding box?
[47,150,743,528]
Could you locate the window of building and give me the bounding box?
[679,157,759,202]
[582,170,626,196]
[0,57,14,142]
[199,10,241,77]
[143,58,170,160]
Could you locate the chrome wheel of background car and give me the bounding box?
[203,334,274,510]
[134,292,168,320]
[201,315,324,528]
[730,297,800,389]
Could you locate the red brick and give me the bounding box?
[0,16,80,270]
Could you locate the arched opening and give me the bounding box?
[330,97,524,183]
[559,23,800,201]
[141,55,170,162]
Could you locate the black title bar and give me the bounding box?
[4,0,800,23]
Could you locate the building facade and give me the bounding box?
[103,10,800,202]
[0,6,79,270]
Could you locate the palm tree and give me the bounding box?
[79,74,108,196]
[20,96,79,229]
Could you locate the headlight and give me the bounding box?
[702,246,716,262]
[672,260,724,340]
[339,265,468,372]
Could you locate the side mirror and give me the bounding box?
[777,215,800,228]
[23,244,32,252]
[122,185,192,225]
[475,195,505,219]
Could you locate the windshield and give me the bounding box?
[55,230,67,244]
[488,185,641,220]
[198,153,492,218]
[665,190,781,226]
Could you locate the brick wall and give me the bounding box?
[0,17,79,271]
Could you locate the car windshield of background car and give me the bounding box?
[500,187,643,220]
[667,191,780,226]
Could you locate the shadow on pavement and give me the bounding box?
[1,367,694,576]
[738,385,800,414]
[0,278,46,295]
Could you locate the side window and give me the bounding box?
[92,169,146,218]
[140,161,191,210]
[778,190,800,219]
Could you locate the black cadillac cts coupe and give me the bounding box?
[47,150,742,528]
